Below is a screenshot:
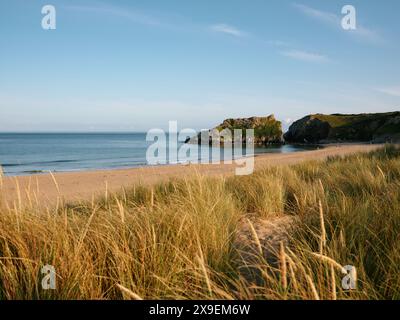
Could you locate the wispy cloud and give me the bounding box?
[281,50,330,63]
[293,3,384,44]
[65,4,163,27]
[293,3,338,25]
[210,24,246,37]
[352,26,383,44]
[376,86,400,97]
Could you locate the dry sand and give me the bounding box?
[0,144,382,207]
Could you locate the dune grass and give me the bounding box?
[0,145,399,300]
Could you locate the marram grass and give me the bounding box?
[0,145,399,300]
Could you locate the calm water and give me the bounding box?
[0,133,320,176]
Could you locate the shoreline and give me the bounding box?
[1,143,320,177]
[0,143,383,206]
[0,142,376,178]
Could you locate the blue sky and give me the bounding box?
[0,0,399,132]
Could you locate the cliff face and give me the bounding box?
[284,112,400,143]
[187,115,283,145]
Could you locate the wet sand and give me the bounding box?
[0,144,382,206]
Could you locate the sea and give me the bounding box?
[0,133,320,176]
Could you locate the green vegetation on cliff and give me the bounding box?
[188,115,283,145]
[284,112,400,143]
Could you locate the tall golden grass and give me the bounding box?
[0,145,399,300]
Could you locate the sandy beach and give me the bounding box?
[0,143,382,206]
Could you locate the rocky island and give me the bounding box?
[186,115,283,145]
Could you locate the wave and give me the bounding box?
[1,159,78,167]
[22,170,46,174]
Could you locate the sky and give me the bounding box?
[0,0,399,132]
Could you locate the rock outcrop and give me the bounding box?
[284,112,400,144]
[186,115,283,145]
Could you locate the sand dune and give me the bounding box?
[0,144,382,206]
